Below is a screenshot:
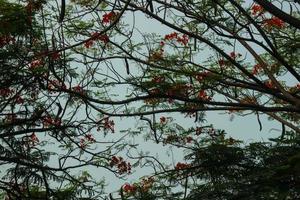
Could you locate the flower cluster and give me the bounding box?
[84,33,109,48]
[80,134,96,149]
[198,90,212,101]
[195,71,211,82]
[102,11,118,24]
[43,116,61,127]
[102,117,115,133]
[229,52,242,60]
[30,133,39,143]
[175,162,191,170]
[251,4,264,15]
[264,80,274,89]
[122,183,137,194]
[72,85,84,94]
[160,116,167,124]
[252,63,263,75]
[110,156,132,174]
[47,79,67,91]
[263,16,285,29]
[164,32,189,46]
[29,59,43,70]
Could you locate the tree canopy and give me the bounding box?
[0,0,299,199]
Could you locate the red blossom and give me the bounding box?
[102,12,117,24]
[91,32,110,43]
[98,34,109,43]
[251,4,264,15]
[195,71,210,82]
[265,80,274,89]
[164,32,178,40]
[110,156,131,174]
[218,59,225,67]
[186,136,193,143]
[164,32,189,46]
[43,116,61,127]
[198,90,212,101]
[264,16,285,29]
[80,138,86,149]
[85,133,96,142]
[72,85,84,94]
[84,40,94,48]
[252,64,263,75]
[29,59,43,70]
[229,52,242,59]
[98,117,115,133]
[122,183,137,194]
[48,79,67,91]
[30,133,39,144]
[175,162,191,170]
[160,116,166,124]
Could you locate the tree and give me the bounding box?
[0,0,299,199]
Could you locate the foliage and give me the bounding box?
[0,0,299,199]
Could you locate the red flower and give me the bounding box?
[72,85,84,94]
[30,133,39,143]
[122,183,137,194]
[198,90,212,101]
[110,156,131,174]
[84,40,94,48]
[265,80,274,88]
[186,136,193,143]
[164,32,178,40]
[98,34,109,43]
[229,52,241,59]
[252,64,262,75]
[251,4,264,15]
[177,34,189,46]
[85,134,96,142]
[80,138,86,149]
[29,59,43,70]
[218,59,225,67]
[164,32,189,46]
[175,162,191,170]
[196,71,210,82]
[102,12,117,24]
[264,16,285,29]
[160,116,166,124]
